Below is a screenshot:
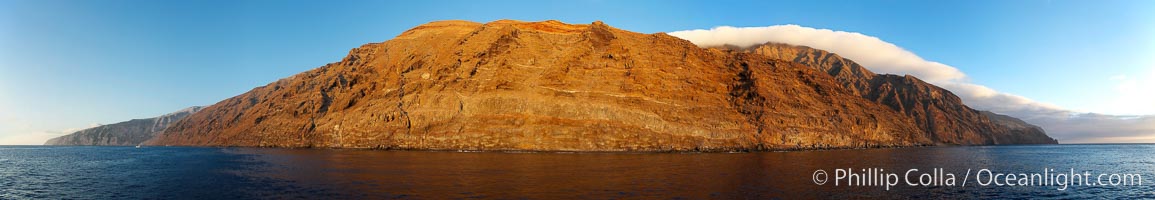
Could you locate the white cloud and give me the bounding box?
[1034,114,1155,143]
[933,82,1065,118]
[668,25,966,82]
[1102,69,1155,115]
[669,25,1155,143]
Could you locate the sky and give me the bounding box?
[1,0,1152,144]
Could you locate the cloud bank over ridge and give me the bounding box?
[667,25,966,82]
[668,25,1155,143]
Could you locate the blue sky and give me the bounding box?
[1,0,1152,144]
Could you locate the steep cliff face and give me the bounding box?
[742,43,877,97]
[739,43,1056,144]
[149,20,931,151]
[44,106,203,146]
[981,111,1057,144]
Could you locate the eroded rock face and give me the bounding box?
[44,106,203,146]
[739,43,1057,145]
[148,20,932,151]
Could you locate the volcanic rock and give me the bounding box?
[737,43,1057,144]
[148,20,934,151]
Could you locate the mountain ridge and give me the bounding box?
[146,19,936,151]
[138,20,1053,150]
[731,42,1056,144]
[44,106,204,146]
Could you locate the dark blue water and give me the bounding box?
[2,145,1153,199]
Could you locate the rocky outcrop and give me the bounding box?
[737,43,1057,144]
[981,111,1057,144]
[44,106,203,146]
[148,20,933,151]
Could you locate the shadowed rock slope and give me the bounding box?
[44,106,203,146]
[149,20,935,151]
[738,43,1056,144]
[981,111,1056,144]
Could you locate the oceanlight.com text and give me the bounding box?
[811,168,1143,191]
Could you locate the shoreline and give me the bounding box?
[21,143,1108,154]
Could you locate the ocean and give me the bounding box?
[1,145,1152,199]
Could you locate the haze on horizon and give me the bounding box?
[1,0,1152,145]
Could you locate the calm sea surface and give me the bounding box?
[2,145,1153,199]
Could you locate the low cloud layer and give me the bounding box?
[668,25,965,82]
[669,25,1154,143]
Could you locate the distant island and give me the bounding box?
[49,20,1056,151]
[44,106,201,146]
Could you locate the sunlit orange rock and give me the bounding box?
[149,20,1053,151]
[147,20,935,151]
[739,43,1056,144]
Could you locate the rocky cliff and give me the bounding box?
[737,43,1056,144]
[148,20,934,151]
[981,111,1057,144]
[44,106,203,146]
